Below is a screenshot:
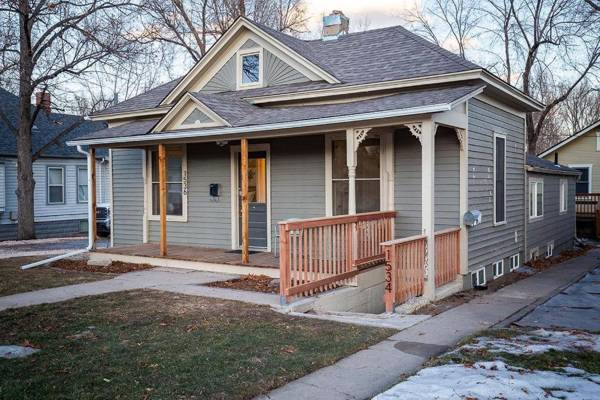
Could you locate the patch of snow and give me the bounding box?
[374,361,600,400]
[458,329,600,355]
[0,345,39,359]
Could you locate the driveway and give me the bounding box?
[0,236,109,259]
[516,266,600,331]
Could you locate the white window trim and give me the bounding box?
[324,131,394,217]
[493,132,507,226]
[178,107,223,129]
[568,164,592,193]
[236,47,264,90]
[528,177,544,220]
[471,267,486,287]
[546,242,554,258]
[76,165,88,203]
[146,145,188,222]
[509,253,520,271]
[596,132,600,152]
[492,259,504,279]
[47,166,65,205]
[559,178,568,214]
[230,143,271,251]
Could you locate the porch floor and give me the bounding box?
[97,243,279,269]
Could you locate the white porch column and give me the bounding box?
[346,128,371,215]
[410,121,436,300]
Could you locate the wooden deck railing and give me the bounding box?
[381,234,427,312]
[381,227,461,312]
[434,227,461,288]
[575,193,600,216]
[279,211,395,302]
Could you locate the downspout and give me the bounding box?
[20,145,94,270]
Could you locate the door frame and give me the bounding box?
[230,143,271,251]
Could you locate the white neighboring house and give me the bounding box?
[0,87,109,240]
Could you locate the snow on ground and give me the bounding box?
[458,329,600,355]
[374,361,600,400]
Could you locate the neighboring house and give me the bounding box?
[0,87,108,240]
[69,13,574,310]
[525,155,578,263]
[539,119,600,193]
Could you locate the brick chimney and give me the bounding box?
[35,91,51,114]
[322,10,349,41]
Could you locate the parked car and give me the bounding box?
[96,203,111,237]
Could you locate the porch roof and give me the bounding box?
[70,81,484,146]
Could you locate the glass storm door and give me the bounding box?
[239,151,268,249]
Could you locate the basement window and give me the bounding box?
[546,242,554,258]
[529,247,539,261]
[509,253,520,271]
[471,267,486,287]
[492,259,504,279]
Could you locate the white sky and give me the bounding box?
[303,0,418,37]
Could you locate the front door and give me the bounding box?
[238,151,268,249]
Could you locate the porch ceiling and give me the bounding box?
[68,82,484,147]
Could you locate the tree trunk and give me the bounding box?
[526,113,537,154]
[16,0,36,240]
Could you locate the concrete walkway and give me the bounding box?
[0,267,279,311]
[257,248,600,400]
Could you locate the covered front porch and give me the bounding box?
[83,102,471,311]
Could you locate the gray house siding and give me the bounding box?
[526,172,576,257]
[394,127,460,238]
[467,98,526,285]
[111,149,144,246]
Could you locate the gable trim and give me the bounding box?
[161,17,339,105]
[538,119,600,158]
[152,93,230,132]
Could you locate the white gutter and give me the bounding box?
[20,146,95,270]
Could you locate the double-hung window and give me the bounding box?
[331,138,381,215]
[494,134,506,224]
[529,178,543,219]
[559,179,568,213]
[149,145,187,220]
[77,166,88,203]
[47,166,65,204]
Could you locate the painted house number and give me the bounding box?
[385,260,393,293]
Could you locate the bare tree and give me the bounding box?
[139,0,309,63]
[406,0,481,58]
[557,79,600,133]
[479,0,515,84]
[0,0,138,239]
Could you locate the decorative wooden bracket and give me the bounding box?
[455,128,466,151]
[407,123,423,144]
[353,128,371,151]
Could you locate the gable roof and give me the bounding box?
[0,88,107,158]
[70,81,484,145]
[538,119,600,158]
[526,154,579,176]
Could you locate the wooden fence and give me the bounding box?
[278,211,395,302]
[434,227,461,288]
[575,193,600,216]
[381,234,427,312]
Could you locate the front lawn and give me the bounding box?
[0,257,113,297]
[0,290,394,399]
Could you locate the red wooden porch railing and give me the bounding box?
[434,227,461,288]
[575,193,600,216]
[381,234,427,312]
[279,211,395,302]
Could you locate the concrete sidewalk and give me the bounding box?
[0,267,280,311]
[257,248,600,400]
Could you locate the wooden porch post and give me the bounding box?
[345,129,357,215]
[89,147,97,250]
[158,144,167,256]
[414,121,436,300]
[241,138,249,264]
[457,128,468,276]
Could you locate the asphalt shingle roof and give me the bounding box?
[526,154,579,175]
[93,21,482,117]
[0,88,107,158]
[75,81,484,142]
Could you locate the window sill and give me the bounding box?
[528,215,543,222]
[559,210,567,215]
[493,220,507,227]
[148,215,188,223]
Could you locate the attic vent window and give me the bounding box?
[238,48,262,89]
[182,108,212,126]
